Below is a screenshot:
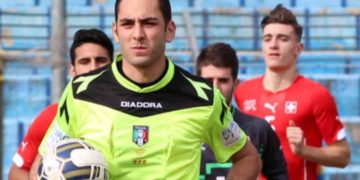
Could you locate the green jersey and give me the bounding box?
[40,55,247,179]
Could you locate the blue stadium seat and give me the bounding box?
[171,0,191,10]
[2,118,34,180]
[295,0,341,8]
[244,0,291,8]
[68,7,104,27]
[0,6,50,50]
[0,0,35,6]
[40,0,90,6]
[103,0,116,6]
[196,0,239,9]
[298,54,347,74]
[308,74,360,116]
[349,55,360,74]
[307,9,357,50]
[346,0,360,7]
[238,54,265,75]
[167,39,190,51]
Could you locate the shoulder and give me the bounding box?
[71,65,114,97]
[44,104,58,113]
[297,75,328,92]
[172,65,215,103]
[235,109,271,131]
[297,75,333,98]
[72,65,112,85]
[33,104,58,125]
[26,104,58,135]
[235,76,263,95]
[174,65,212,85]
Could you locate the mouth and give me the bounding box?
[268,53,280,58]
[132,45,146,49]
[131,46,147,55]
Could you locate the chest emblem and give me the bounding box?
[133,126,149,147]
[285,101,298,114]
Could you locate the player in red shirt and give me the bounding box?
[234,4,350,180]
[8,28,114,180]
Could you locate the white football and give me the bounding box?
[37,138,108,180]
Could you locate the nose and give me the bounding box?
[213,79,219,88]
[269,39,279,49]
[133,23,145,41]
[88,61,98,72]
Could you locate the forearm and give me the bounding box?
[228,155,261,180]
[8,164,29,180]
[29,154,42,180]
[227,142,262,180]
[300,140,350,167]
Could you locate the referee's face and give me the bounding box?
[112,0,175,69]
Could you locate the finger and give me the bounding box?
[289,120,296,127]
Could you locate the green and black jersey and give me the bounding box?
[40,55,247,179]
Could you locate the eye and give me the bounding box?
[121,23,132,27]
[263,36,271,42]
[96,57,110,64]
[77,58,90,65]
[280,37,289,42]
[119,20,134,28]
[142,20,158,27]
[219,78,230,83]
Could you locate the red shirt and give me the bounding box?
[234,75,345,180]
[12,104,58,170]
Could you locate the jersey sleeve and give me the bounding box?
[39,81,76,156]
[261,121,288,179]
[204,89,247,163]
[312,87,346,144]
[12,104,58,170]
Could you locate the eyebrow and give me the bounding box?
[118,17,159,23]
[77,56,108,61]
[262,33,290,39]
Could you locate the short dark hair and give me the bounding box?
[70,29,114,65]
[114,0,172,25]
[261,4,303,41]
[196,42,239,79]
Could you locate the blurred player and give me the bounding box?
[38,0,261,179]
[197,42,288,179]
[234,5,350,180]
[8,28,114,180]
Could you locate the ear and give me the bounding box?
[233,78,240,93]
[165,20,176,42]
[69,65,76,78]
[234,78,240,88]
[112,22,120,43]
[295,42,304,57]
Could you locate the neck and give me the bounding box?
[263,65,298,92]
[122,56,167,84]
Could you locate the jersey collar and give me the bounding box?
[111,55,175,93]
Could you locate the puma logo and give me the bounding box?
[21,141,28,152]
[265,102,278,114]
